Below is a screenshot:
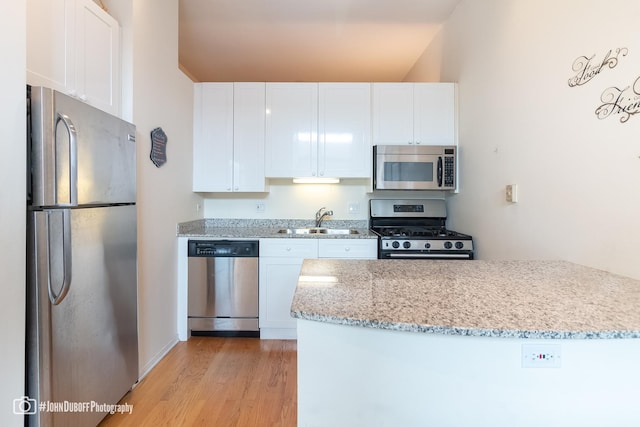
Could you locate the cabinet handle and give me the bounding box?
[234,187,239,191]
[226,187,231,191]
[408,141,413,145]
[416,141,421,145]
[345,247,350,252]
[286,247,291,251]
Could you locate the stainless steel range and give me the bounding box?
[370,199,474,260]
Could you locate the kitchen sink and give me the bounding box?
[277,227,359,235]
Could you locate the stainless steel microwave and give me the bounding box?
[373,145,457,191]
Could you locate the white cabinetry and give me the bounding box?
[27,0,121,116]
[193,82,267,192]
[259,239,318,339]
[372,83,456,146]
[265,83,371,178]
[259,238,377,339]
[318,239,378,259]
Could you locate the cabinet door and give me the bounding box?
[27,0,120,116]
[319,83,371,178]
[318,239,378,259]
[259,257,305,330]
[193,83,234,192]
[265,83,318,178]
[259,239,317,335]
[414,83,457,146]
[74,0,120,116]
[233,83,266,192]
[372,83,414,145]
[27,0,73,92]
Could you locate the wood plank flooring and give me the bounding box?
[99,337,297,427]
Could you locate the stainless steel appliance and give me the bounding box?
[26,86,138,426]
[370,199,473,259]
[374,145,457,191]
[188,240,259,336]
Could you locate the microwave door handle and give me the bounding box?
[437,157,443,187]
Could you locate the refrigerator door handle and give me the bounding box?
[47,209,73,305]
[56,113,78,206]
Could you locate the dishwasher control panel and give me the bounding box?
[188,240,259,257]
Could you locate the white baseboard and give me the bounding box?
[137,335,179,382]
[260,328,297,340]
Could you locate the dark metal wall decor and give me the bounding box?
[568,47,628,87]
[595,75,640,123]
[150,127,168,167]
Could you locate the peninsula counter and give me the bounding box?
[292,259,640,427]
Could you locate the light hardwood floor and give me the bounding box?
[99,337,297,427]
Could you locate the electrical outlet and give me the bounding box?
[522,344,561,368]
[506,184,518,203]
[255,202,265,213]
[348,202,360,215]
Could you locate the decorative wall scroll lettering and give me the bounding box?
[568,47,628,87]
[595,76,640,123]
[150,127,168,167]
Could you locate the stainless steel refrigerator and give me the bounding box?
[26,86,138,426]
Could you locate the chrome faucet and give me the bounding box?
[315,207,333,228]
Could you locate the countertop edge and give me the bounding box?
[291,311,640,339]
[176,219,377,239]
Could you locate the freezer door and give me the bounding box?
[30,87,136,207]
[27,205,138,426]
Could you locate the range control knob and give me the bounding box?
[455,241,464,249]
[392,241,400,249]
[424,242,431,249]
[444,241,453,249]
[403,241,411,249]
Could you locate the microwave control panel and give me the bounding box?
[444,156,455,188]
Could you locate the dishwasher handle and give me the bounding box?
[187,240,259,257]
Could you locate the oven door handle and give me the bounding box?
[437,156,443,187]
[387,253,472,259]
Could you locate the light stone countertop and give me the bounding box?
[291,259,640,339]
[177,218,377,239]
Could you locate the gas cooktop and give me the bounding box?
[370,199,474,260]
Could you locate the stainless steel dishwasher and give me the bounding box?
[188,240,259,337]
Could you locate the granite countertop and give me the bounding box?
[291,259,640,339]
[176,218,377,239]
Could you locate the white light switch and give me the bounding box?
[506,184,518,203]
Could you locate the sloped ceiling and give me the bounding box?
[178,0,461,82]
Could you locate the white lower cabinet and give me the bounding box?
[259,238,377,339]
[259,239,318,339]
[318,239,378,259]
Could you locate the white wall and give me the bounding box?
[407,0,640,279]
[202,179,371,220]
[0,3,25,426]
[130,0,201,375]
[202,180,446,220]
[107,0,202,376]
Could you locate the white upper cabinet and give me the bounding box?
[372,83,457,146]
[27,0,121,116]
[193,83,267,192]
[318,83,371,178]
[265,83,371,178]
[265,83,318,178]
